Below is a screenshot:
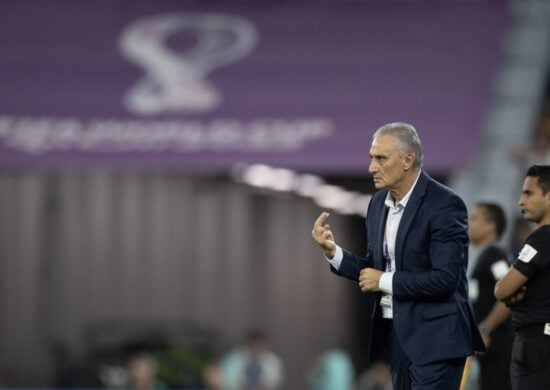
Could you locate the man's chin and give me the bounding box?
[522,212,537,223]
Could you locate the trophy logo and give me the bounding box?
[119,13,257,115]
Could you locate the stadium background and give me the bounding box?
[0,0,549,387]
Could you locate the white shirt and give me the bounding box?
[326,171,421,317]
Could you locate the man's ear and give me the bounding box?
[403,153,415,171]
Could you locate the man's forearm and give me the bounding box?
[480,301,511,333]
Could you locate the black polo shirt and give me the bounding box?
[511,225,550,330]
[471,244,512,333]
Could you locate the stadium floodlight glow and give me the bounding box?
[313,184,348,210]
[235,163,372,217]
[333,191,360,215]
[352,194,372,217]
[242,164,274,188]
[295,174,324,197]
[269,168,296,192]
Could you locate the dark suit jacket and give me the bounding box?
[333,171,485,365]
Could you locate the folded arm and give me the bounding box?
[494,267,528,305]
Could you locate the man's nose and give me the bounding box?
[368,161,377,173]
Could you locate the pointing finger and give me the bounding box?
[314,212,330,229]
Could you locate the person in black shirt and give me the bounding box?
[495,165,550,389]
[468,202,513,390]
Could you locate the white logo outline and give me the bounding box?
[119,13,258,116]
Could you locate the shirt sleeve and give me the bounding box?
[325,245,343,270]
[379,272,394,294]
[513,229,550,278]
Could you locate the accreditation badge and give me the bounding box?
[380,294,393,318]
[518,244,537,263]
[380,294,392,307]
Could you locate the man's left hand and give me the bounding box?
[503,285,527,307]
[359,268,383,292]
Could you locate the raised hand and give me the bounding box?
[311,212,336,258]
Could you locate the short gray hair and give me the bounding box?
[373,122,423,169]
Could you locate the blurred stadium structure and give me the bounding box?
[450,0,550,245]
[0,0,548,387]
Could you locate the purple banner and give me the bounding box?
[0,1,507,173]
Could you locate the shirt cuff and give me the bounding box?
[379,272,394,294]
[325,245,343,270]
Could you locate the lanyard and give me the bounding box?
[383,225,392,272]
